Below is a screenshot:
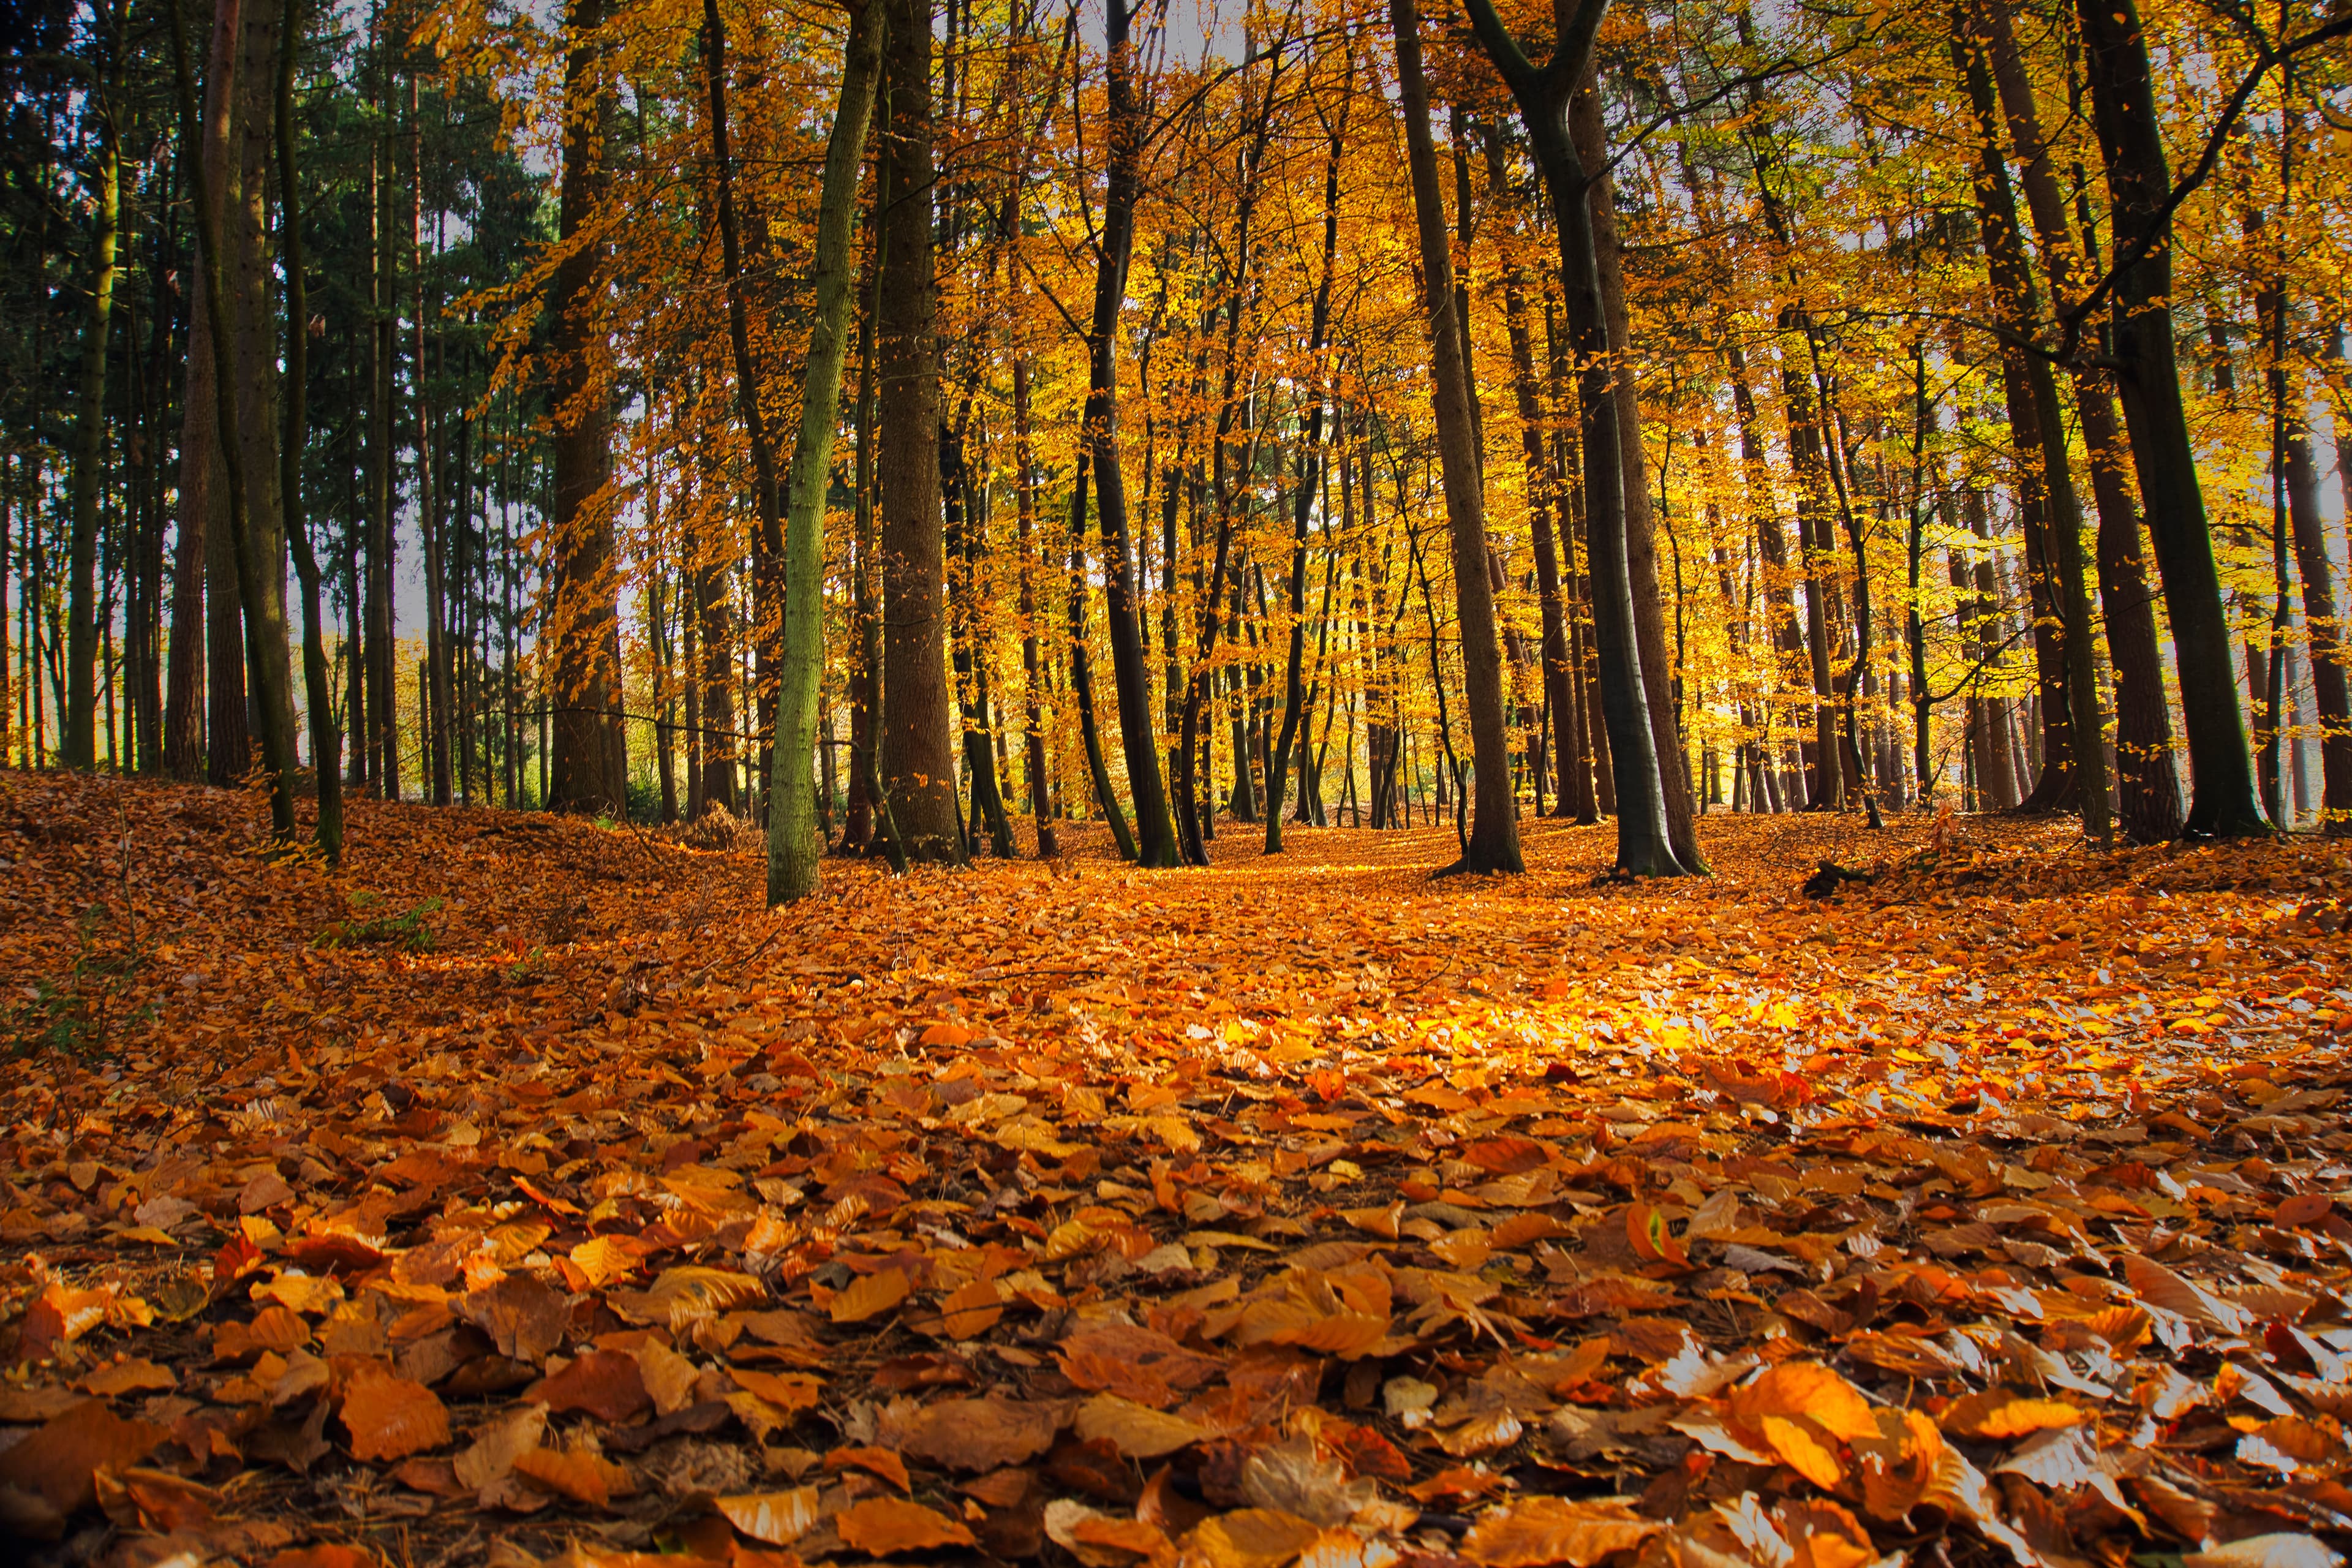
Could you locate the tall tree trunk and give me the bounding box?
[279,0,342,860]
[368,113,397,797]
[1394,0,1521,875]
[168,0,298,839]
[875,0,963,860]
[1490,130,1580,822]
[1084,0,1178,867]
[1265,94,1345,854]
[1954,17,2109,842]
[767,0,884,900]
[62,15,121,771]
[1466,0,1684,875]
[1571,78,1700,867]
[1981,0,2176,840]
[1065,448,1139,859]
[1014,359,1058,856]
[2073,0,2266,835]
[703,0,788,800]
[2286,411,2352,829]
[410,70,451,805]
[547,0,623,814]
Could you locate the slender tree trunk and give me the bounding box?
[1393,0,1521,875]
[1014,359,1058,856]
[703,0,788,791]
[1466,0,1683,874]
[1954,26,2109,841]
[1065,448,1138,859]
[410,70,451,805]
[767,0,884,899]
[62,28,122,771]
[2074,0,2266,835]
[1571,77,1700,867]
[1265,105,1346,854]
[1981,0,2175,839]
[279,0,342,859]
[2286,412,2352,829]
[1083,0,1178,867]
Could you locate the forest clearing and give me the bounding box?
[4,769,2352,1567]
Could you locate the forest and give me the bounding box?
[6,0,2352,1560]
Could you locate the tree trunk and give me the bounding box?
[1393,0,1521,875]
[767,0,884,900]
[279,0,342,860]
[168,0,298,839]
[547,0,624,815]
[1571,77,1700,867]
[1084,0,1178,867]
[874,0,963,860]
[2287,412,2352,829]
[62,24,121,771]
[2074,0,2266,835]
[1465,0,1684,875]
[1014,359,1058,857]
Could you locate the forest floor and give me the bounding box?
[5,769,2352,1568]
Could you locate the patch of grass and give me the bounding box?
[314,891,443,954]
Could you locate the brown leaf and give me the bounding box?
[717,1487,824,1546]
[531,1348,650,1422]
[0,1399,165,1532]
[832,1266,913,1324]
[458,1275,568,1363]
[897,1395,1063,1471]
[511,1444,635,1509]
[833,1495,979,1554]
[1461,1496,1662,1568]
[1076,1394,1213,1458]
[825,1445,912,1491]
[1185,1507,1325,1568]
[340,1367,450,1463]
[453,1404,549,1494]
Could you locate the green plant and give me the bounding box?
[314,891,444,954]
[506,944,547,982]
[10,901,157,1060]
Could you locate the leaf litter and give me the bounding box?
[5,772,2352,1568]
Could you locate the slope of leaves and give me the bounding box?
[5,772,2352,1568]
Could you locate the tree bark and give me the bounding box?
[547,0,624,815]
[1084,0,1179,866]
[767,0,884,900]
[2073,0,2266,835]
[1464,0,1684,875]
[62,12,121,771]
[1395,0,1521,875]
[279,0,342,860]
[874,0,964,860]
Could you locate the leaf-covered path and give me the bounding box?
[6,772,2352,1568]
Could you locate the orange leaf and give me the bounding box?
[831,1266,913,1324]
[717,1487,824,1545]
[1461,1496,1661,1567]
[512,1445,635,1509]
[834,1496,978,1555]
[341,1367,450,1463]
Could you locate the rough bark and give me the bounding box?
[548,0,625,815]
[874,0,964,860]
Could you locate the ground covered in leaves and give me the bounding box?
[6,771,2352,1568]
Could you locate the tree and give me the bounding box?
[1390,0,1521,875]
[767,0,886,902]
